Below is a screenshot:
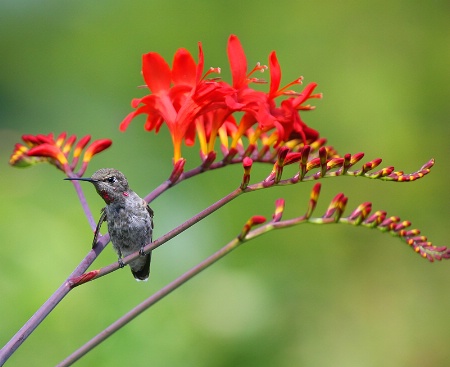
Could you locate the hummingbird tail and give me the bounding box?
[131,252,151,282]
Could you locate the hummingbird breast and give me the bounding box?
[105,192,153,255]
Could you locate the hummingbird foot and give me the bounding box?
[118,258,125,268]
[139,246,146,257]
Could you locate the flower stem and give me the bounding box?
[67,179,97,231]
[57,236,244,367]
[0,243,107,365]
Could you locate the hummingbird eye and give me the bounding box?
[106,176,116,184]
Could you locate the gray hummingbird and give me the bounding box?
[65,168,154,281]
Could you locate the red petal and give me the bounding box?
[120,111,138,132]
[292,83,318,108]
[183,120,197,146]
[172,48,196,86]
[142,52,171,93]
[243,157,253,169]
[251,215,266,225]
[9,143,30,167]
[35,134,55,145]
[131,97,143,108]
[73,135,91,157]
[22,134,40,146]
[144,115,164,132]
[55,132,67,147]
[227,35,247,89]
[120,101,161,132]
[269,51,281,97]
[196,42,204,83]
[28,144,68,165]
[83,139,112,162]
[62,134,77,153]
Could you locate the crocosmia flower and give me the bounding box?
[9,132,112,176]
[120,43,230,163]
[120,35,322,164]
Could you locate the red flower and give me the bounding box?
[28,144,69,167]
[257,51,321,146]
[120,35,322,164]
[225,36,321,149]
[9,142,42,168]
[10,132,70,169]
[82,139,112,163]
[120,43,232,163]
[9,133,112,176]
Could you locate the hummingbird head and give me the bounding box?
[65,168,130,204]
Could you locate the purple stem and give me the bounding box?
[0,239,108,365]
[67,180,97,231]
[58,235,245,366]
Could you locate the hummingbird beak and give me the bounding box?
[64,177,97,182]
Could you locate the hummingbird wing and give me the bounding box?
[146,205,154,218]
[92,208,107,248]
[131,204,154,281]
[146,204,154,240]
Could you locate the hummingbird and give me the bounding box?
[65,168,154,281]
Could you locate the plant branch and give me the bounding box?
[145,146,434,203]
[69,187,244,286]
[0,171,114,365]
[65,179,97,231]
[60,178,450,364]
[69,151,440,287]
[0,147,439,365]
[57,233,248,366]
[63,174,448,365]
[0,240,108,366]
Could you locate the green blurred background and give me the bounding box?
[1,0,449,366]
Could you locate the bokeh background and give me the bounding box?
[1,0,449,366]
